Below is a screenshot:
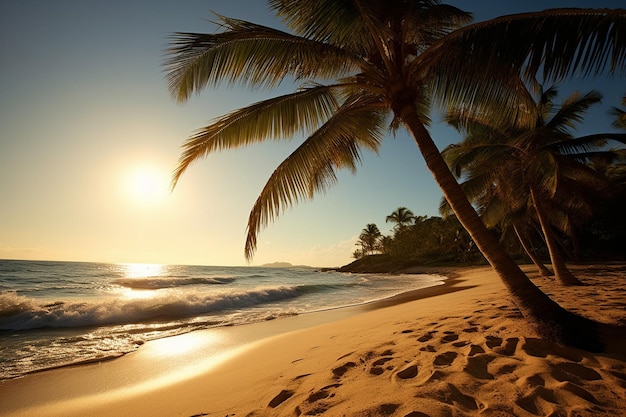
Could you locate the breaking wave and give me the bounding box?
[0,284,313,331]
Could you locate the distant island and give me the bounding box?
[261,262,312,268]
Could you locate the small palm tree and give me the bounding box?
[358,223,382,255]
[385,207,415,231]
[165,1,626,350]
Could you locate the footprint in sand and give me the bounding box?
[332,361,357,378]
[417,331,437,342]
[420,382,482,411]
[306,383,342,403]
[358,403,401,416]
[493,337,519,356]
[552,362,602,384]
[558,381,600,404]
[463,354,495,380]
[396,364,419,379]
[468,344,485,356]
[440,332,459,343]
[515,386,559,416]
[370,357,394,375]
[268,389,294,408]
[434,351,458,367]
[485,335,503,349]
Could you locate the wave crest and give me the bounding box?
[0,285,302,331]
[112,276,235,290]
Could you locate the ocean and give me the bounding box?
[0,259,445,380]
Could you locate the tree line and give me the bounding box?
[355,90,626,272]
[354,209,482,265]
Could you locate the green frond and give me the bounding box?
[403,4,472,50]
[423,9,626,129]
[164,18,359,102]
[270,0,372,51]
[244,96,389,259]
[171,85,340,189]
[432,69,538,130]
[546,90,603,133]
[548,133,626,157]
[480,194,511,229]
[438,195,453,218]
[440,8,626,80]
[443,142,517,178]
[527,152,559,197]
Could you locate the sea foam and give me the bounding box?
[0,285,305,331]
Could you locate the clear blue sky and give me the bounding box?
[1,1,624,267]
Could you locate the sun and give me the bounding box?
[125,165,170,205]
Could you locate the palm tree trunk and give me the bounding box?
[529,188,584,286]
[513,224,553,276]
[396,103,605,351]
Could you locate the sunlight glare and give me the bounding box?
[122,263,165,278]
[125,166,169,205]
[148,332,215,357]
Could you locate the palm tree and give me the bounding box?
[386,207,415,231]
[444,87,626,286]
[165,1,626,350]
[359,223,382,255]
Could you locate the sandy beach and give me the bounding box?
[1,264,625,417]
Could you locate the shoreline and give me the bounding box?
[0,266,446,382]
[1,264,625,416]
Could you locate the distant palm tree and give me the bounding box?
[359,223,382,255]
[386,207,415,231]
[165,1,626,350]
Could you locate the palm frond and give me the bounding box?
[527,152,559,197]
[171,85,340,188]
[164,16,359,101]
[270,0,372,51]
[546,90,603,133]
[610,95,626,129]
[548,133,626,156]
[423,9,626,129]
[244,95,388,259]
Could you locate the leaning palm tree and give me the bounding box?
[165,1,626,350]
[386,207,415,231]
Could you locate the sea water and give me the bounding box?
[0,259,445,380]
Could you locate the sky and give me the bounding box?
[1,1,624,267]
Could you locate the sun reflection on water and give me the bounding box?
[122,263,165,278]
[115,263,167,299]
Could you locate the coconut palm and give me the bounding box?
[359,223,382,255]
[165,1,626,350]
[386,207,415,231]
[440,174,555,277]
[444,87,626,286]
